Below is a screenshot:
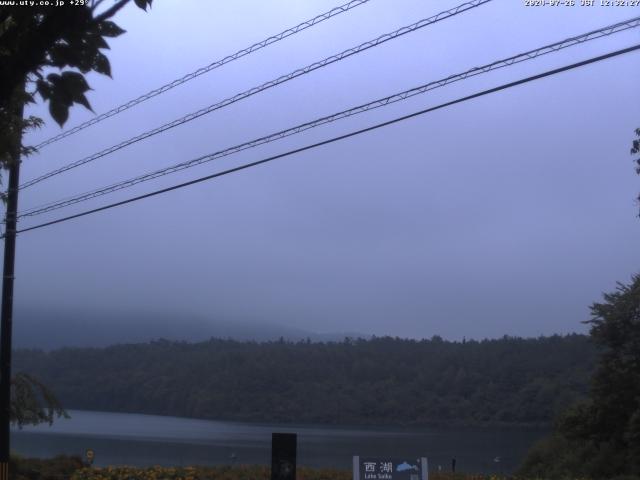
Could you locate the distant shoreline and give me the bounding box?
[14,335,594,429]
[17,408,555,432]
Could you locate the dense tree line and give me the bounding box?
[519,275,640,479]
[13,334,594,427]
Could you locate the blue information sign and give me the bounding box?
[353,457,428,480]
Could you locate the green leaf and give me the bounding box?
[93,51,111,77]
[36,79,52,101]
[60,71,90,93]
[98,20,125,38]
[47,74,73,105]
[23,91,36,105]
[60,71,93,111]
[92,33,110,50]
[49,100,69,126]
[81,92,93,111]
[43,72,93,123]
[23,116,44,130]
[74,92,92,111]
[0,15,16,37]
[134,0,152,10]
[48,44,78,68]
[10,373,68,428]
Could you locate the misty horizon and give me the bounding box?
[11,0,640,342]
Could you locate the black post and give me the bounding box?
[0,94,23,480]
[271,433,296,480]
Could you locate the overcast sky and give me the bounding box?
[11,0,640,340]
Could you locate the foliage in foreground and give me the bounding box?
[12,456,636,480]
[1,0,152,435]
[10,454,84,480]
[519,274,640,479]
[632,127,640,211]
[68,465,525,480]
[10,373,68,428]
[0,0,152,128]
[9,459,510,480]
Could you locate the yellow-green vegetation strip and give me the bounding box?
[10,457,576,480]
[69,465,534,480]
[71,465,352,480]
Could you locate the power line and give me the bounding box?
[34,0,374,150]
[12,43,640,237]
[20,0,492,190]
[18,15,640,219]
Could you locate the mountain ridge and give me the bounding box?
[13,305,366,350]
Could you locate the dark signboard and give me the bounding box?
[353,457,428,480]
[271,433,296,480]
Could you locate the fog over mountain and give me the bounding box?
[15,1,640,341]
[13,306,366,350]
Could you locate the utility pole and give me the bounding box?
[0,91,24,480]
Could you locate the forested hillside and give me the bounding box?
[14,335,596,427]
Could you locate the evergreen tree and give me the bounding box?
[520,274,640,479]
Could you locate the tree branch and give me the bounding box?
[93,0,130,23]
[91,0,107,11]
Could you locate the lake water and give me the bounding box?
[12,410,547,474]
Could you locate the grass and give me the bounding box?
[7,455,600,480]
[69,466,515,480]
[10,455,84,480]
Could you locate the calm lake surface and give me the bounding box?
[12,410,547,474]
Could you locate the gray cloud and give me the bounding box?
[10,0,640,341]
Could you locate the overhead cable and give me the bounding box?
[12,43,640,236]
[18,15,640,219]
[34,0,374,149]
[20,0,492,190]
